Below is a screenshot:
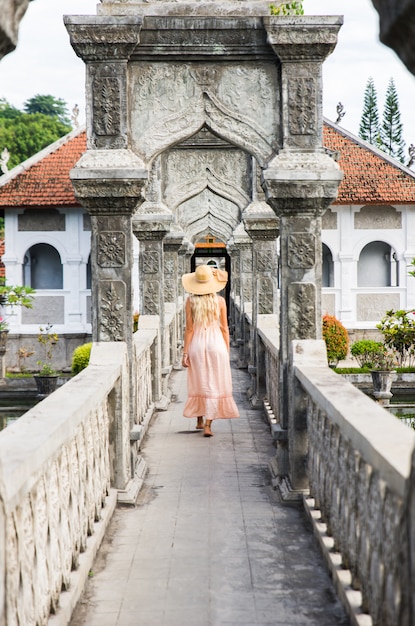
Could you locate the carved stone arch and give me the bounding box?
[134,89,277,167]
[177,188,239,243]
[166,168,249,214]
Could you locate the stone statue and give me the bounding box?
[0,148,10,175]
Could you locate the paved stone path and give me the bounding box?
[70,354,349,626]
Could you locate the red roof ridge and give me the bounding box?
[323,116,415,180]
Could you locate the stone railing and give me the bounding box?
[292,339,415,626]
[230,296,415,624]
[0,329,158,626]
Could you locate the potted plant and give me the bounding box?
[34,324,59,396]
[368,345,398,405]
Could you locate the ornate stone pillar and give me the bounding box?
[262,16,343,499]
[133,207,172,406]
[232,223,253,369]
[164,228,185,367]
[226,237,239,345]
[65,16,148,496]
[243,202,279,408]
[177,239,195,349]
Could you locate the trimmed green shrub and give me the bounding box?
[350,339,385,368]
[72,342,92,374]
[322,314,349,365]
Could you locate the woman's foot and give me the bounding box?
[204,421,213,437]
[196,416,204,429]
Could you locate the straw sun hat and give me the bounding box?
[182,264,228,295]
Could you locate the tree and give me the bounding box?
[359,77,381,145]
[380,78,405,163]
[23,94,71,126]
[0,98,72,169]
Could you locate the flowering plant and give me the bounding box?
[0,282,35,332]
[0,316,8,332]
[36,324,59,376]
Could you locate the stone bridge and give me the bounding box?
[1,2,415,625]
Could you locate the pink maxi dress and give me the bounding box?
[183,295,239,420]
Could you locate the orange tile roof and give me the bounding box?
[323,120,415,205]
[0,128,86,208]
[0,122,414,209]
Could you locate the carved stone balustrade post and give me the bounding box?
[233,223,253,369]
[226,237,239,346]
[243,202,279,408]
[177,239,195,349]
[164,228,185,367]
[133,208,173,406]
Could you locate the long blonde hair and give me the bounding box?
[189,293,219,325]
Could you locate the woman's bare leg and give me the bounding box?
[204,420,213,437]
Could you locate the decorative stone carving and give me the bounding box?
[142,250,161,274]
[288,283,317,339]
[64,16,142,62]
[98,231,126,267]
[288,233,315,269]
[288,77,316,136]
[177,188,240,243]
[164,147,250,210]
[143,280,160,316]
[93,76,121,136]
[130,61,279,164]
[99,281,125,341]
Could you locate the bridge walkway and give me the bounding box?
[69,351,349,626]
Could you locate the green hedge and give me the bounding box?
[71,342,92,374]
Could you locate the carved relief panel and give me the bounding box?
[288,282,317,339]
[90,62,127,149]
[129,62,279,164]
[99,281,126,341]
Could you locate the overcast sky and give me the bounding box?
[1,0,415,156]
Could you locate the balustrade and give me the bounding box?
[0,324,161,626]
[230,299,415,625]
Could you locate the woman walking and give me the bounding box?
[181,264,239,437]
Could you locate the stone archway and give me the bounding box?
[65,5,344,497]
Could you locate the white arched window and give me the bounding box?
[357,241,398,287]
[322,243,334,288]
[23,244,63,289]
